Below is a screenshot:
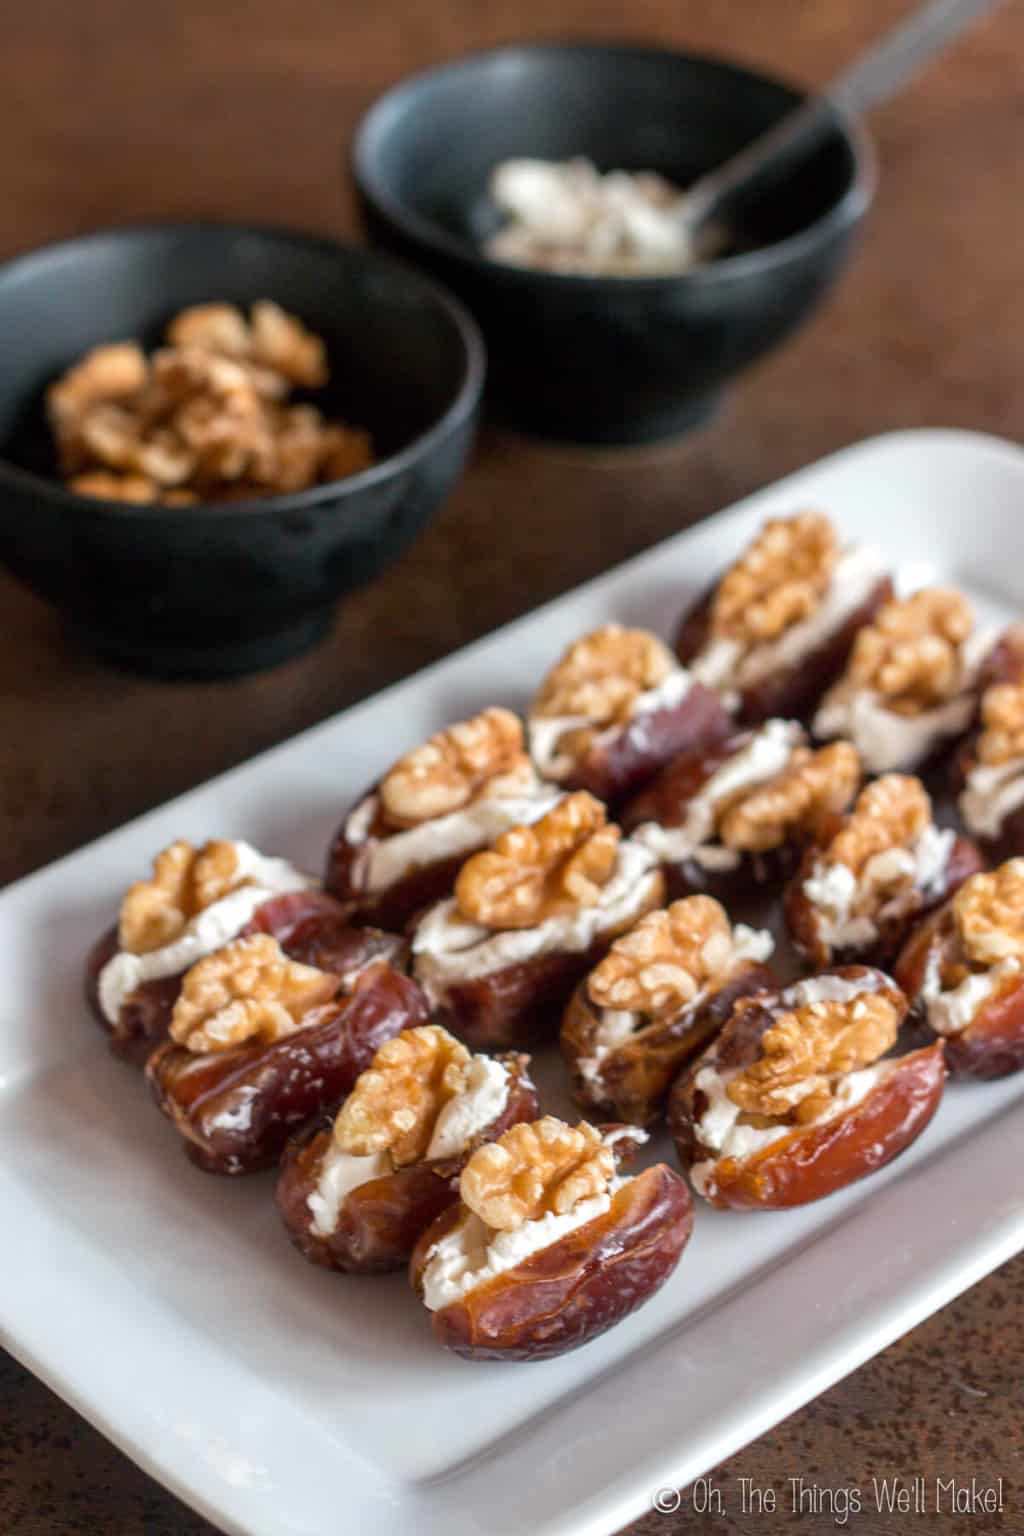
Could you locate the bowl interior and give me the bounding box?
[358,43,860,265]
[0,227,473,490]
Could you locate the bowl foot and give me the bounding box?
[489,391,723,447]
[71,606,335,681]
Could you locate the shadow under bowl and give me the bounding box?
[0,224,485,679]
[354,41,874,446]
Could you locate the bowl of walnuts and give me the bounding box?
[0,223,484,677]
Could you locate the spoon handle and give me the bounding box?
[682,0,1005,231]
[831,0,1005,113]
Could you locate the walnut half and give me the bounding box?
[845,588,974,715]
[533,624,676,725]
[710,513,839,648]
[718,741,862,852]
[454,791,620,929]
[460,1116,614,1230]
[587,896,736,1019]
[332,1025,473,1167]
[977,681,1024,766]
[727,980,901,1124]
[169,934,339,1053]
[119,839,251,954]
[952,860,1024,966]
[825,775,932,877]
[378,708,534,828]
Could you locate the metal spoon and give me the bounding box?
[677,0,1007,249]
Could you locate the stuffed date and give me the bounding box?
[85,837,339,1062]
[814,587,995,772]
[957,638,1024,859]
[785,775,983,967]
[668,965,944,1209]
[561,895,775,1125]
[674,513,891,723]
[894,860,1024,1078]
[528,624,729,804]
[146,929,428,1173]
[410,1116,693,1361]
[622,722,862,899]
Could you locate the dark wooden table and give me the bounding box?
[3,3,1022,1532]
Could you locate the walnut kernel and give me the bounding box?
[977,682,1024,766]
[455,791,620,929]
[119,839,251,953]
[710,513,838,646]
[846,588,974,714]
[953,860,1024,965]
[460,1116,614,1230]
[332,1025,473,1166]
[718,741,862,852]
[47,343,149,432]
[826,775,932,877]
[379,708,533,828]
[727,985,900,1123]
[588,896,735,1018]
[169,934,338,1052]
[69,471,162,503]
[533,625,676,727]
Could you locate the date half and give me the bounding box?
[410,1162,694,1362]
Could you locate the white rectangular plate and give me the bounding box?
[4,429,1024,1536]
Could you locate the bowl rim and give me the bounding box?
[353,38,877,290]
[0,220,487,520]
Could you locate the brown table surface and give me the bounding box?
[3,1,1023,1532]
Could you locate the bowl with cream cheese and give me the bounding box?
[353,41,874,444]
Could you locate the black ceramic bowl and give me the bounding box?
[0,225,484,678]
[354,42,874,445]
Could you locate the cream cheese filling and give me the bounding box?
[633,718,804,869]
[960,756,1024,839]
[802,824,955,950]
[528,668,694,782]
[98,842,317,1024]
[344,784,561,895]
[921,954,1022,1037]
[412,840,661,1006]
[690,545,887,694]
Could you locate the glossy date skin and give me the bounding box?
[560,961,776,1126]
[410,1162,694,1362]
[895,909,1024,1079]
[84,889,382,1065]
[275,1055,539,1274]
[668,967,946,1209]
[146,960,429,1175]
[784,829,985,968]
[431,946,609,1052]
[554,680,731,807]
[674,575,893,724]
